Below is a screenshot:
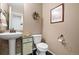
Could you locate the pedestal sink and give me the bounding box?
[0,32,22,55]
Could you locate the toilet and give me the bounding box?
[32,34,48,55]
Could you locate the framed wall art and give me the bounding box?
[50,3,64,24]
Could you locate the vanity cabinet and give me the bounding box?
[22,36,33,55]
[0,39,9,55]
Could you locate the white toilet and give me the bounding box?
[32,34,48,55]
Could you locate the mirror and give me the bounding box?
[8,3,24,32]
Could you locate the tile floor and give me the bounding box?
[28,49,53,55]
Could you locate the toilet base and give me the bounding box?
[36,50,46,55]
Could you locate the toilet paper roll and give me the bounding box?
[58,37,64,43]
[58,38,63,42]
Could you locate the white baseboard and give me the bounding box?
[48,50,55,55]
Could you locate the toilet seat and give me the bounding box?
[32,34,48,55]
[36,43,48,51]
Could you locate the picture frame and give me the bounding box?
[50,3,64,24]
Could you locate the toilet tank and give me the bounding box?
[32,34,42,44]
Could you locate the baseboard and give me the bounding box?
[48,50,55,55]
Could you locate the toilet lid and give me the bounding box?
[37,43,48,49]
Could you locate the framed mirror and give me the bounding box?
[8,4,24,32]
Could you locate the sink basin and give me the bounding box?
[0,32,22,40]
[0,32,22,55]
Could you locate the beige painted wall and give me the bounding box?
[42,3,79,54]
[24,3,42,35]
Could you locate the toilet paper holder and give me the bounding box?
[57,34,65,44]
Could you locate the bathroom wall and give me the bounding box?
[42,3,79,54]
[24,3,42,35]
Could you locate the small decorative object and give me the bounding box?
[50,3,64,24]
[32,11,40,20]
[10,28,16,33]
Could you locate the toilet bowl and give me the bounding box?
[32,34,48,55]
[36,43,48,55]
